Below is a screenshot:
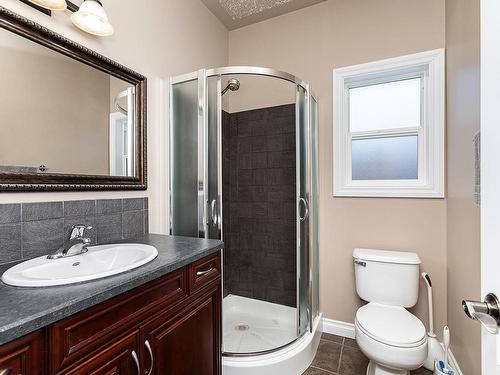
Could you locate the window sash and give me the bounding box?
[348,130,422,182]
[347,72,425,135]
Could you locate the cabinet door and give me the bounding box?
[142,282,221,375]
[0,331,44,375]
[63,331,140,375]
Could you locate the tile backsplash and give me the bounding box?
[0,198,148,266]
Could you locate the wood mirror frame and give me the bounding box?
[0,6,147,191]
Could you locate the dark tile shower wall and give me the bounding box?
[222,104,296,307]
[0,198,149,266]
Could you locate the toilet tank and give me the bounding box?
[353,248,421,308]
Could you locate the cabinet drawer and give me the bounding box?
[0,331,44,375]
[63,330,139,375]
[188,253,221,293]
[50,269,187,373]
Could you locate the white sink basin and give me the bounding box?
[1,243,158,287]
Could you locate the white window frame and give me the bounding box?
[333,49,445,198]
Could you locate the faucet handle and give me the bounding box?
[72,224,93,230]
[70,224,93,239]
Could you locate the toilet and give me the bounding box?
[353,248,428,375]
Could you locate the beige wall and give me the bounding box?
[0,0,228,233]
[229,0,447,333]
[226,75,295,113]
[0,36,110,175]
[445,0,481,373]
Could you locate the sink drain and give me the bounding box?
[234,324,250,332]
[72,262,80,267]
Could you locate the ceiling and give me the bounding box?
[201,0,327,30]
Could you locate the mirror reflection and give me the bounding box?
[0,27,136,177]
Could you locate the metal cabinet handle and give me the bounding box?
[131,350,140,375]
[0,369,12,375]
[210,199,218,226]
[463,293,500,334]
[196,266,214,277]
[298,197,309,222]
[145,340,154,375]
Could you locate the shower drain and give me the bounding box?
[234,323,250,332]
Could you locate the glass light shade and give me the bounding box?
[27,0,67,10]
[70,0,114,36]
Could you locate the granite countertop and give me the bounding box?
[0,234,223,346]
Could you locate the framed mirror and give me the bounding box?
[0,6,147,191]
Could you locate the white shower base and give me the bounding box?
[223,294,322,375]
[223,294,297,353]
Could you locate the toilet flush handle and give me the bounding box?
[354,260,366,267]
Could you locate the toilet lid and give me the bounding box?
[356,303,426,348]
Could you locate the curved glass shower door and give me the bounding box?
[169,67,319,356]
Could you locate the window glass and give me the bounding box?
[351,135,418,180]
[349,78,421,132]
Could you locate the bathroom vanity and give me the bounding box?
[0,234,223,375]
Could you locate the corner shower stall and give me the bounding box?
[169,67,320,374]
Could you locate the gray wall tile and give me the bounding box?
[22,219,64,259]
[144,210,149,234]
[122,198,144,212]
[64,200,95,218]
[0,197,148,265]
[96,199,122,215]
[96,213,122,244]
[22,202,63,222]
[0,223,22,263]
[123,211,145,239]
[0,204,21,224]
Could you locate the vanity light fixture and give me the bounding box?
[70,0,114,36]
[26,0,67,11]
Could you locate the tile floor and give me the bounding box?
[303,333,432,375]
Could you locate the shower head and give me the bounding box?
[222,79,240,96]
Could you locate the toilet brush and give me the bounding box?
[421,272,445,370]
[443,326,450,367]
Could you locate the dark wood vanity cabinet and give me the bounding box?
[0,252,222,375]
[141,281,221,375]
[0,330,44,375]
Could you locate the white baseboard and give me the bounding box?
[321,317,463,375]
[321,317,355,339]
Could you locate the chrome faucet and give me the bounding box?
[47,224,92,259]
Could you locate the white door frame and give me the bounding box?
[481,0,500,372]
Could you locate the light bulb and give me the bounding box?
[27,0,67,11]
[70,0,114,37]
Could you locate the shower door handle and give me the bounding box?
[210,199,218,226]
[298,197,309,222]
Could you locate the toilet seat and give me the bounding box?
[355,303,426,348]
